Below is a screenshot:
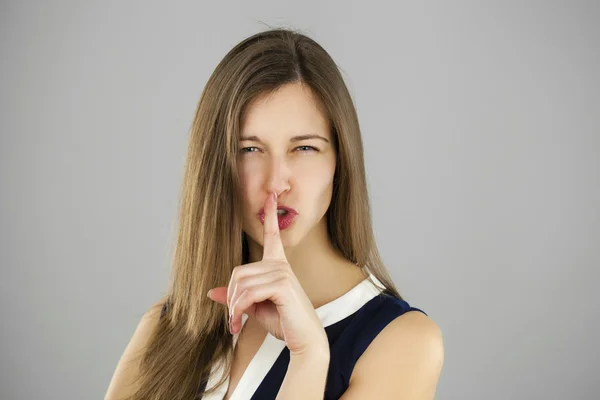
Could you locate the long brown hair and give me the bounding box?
[127,26,404,400]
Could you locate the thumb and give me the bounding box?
[207,287,228,306]
[207,286,258,321]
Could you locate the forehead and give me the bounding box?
[240,82,331,141]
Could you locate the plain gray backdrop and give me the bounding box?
[1,1,599,399]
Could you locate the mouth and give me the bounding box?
[257,206,298,230]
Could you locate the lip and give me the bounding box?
[257,205,299,230]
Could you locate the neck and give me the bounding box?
[246,218,365,308]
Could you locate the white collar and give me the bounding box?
[203,271,385,400]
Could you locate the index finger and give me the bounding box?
[262,191,286,261]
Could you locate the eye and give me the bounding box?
[239,146,319,154]
[295,146,319,153]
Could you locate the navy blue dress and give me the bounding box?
[160,272,426,399]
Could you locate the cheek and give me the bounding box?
[301,166,334,189]
[297,162,336,207]
[238,166,258,211]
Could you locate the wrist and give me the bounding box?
[289,343,330,362]
[277,346,330,399]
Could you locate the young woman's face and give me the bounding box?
[237,82,336,249]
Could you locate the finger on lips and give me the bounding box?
[227,191,288,334]
[262,191,286,261]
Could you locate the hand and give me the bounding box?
[206,191,329,357]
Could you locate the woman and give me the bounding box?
[105,27,444,400]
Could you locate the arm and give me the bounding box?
[104,296,166,400]
[340,311,444,399]
[276,348,331,400]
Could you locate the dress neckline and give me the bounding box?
[203,270,386,400]
[236,271,385,337]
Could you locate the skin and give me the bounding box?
[207,81,351,353]
[208,190,330,355]
[106,81,443,400]
[206,82,444,398]
[236,82,363,309]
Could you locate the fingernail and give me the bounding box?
[206,289,212,298]
[229,314,234,334]
[273,192,278,202]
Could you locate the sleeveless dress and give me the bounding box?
[160,272,426,399]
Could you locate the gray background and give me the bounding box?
[2,1,598,399]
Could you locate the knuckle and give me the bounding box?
[275,269,291,281]
[237,276,250,292]
[242,288,253,302]
[230,265,246,283]
[279,261,292,272]
[276,277,291,290]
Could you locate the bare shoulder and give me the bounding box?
[343,310,444,399]
[104,295,169,400]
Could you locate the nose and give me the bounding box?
[264,155,291,198]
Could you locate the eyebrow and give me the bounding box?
[239,134,330,144]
